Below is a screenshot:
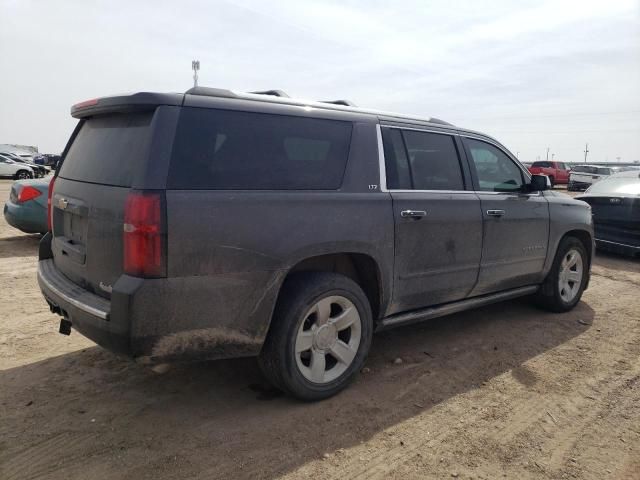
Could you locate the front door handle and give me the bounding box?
[487,209,505,217]
[401,209,427,219]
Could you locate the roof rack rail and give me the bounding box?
[185,87,237,98]
[250,90,289,98]
[320,99,357,107]
[428,117,454,126]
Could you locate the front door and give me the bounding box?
[462,137,550,295]
[382,127,483,315]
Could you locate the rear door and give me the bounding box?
[462,137,550,295]
[51,109,166,298]
[382,126,482,314]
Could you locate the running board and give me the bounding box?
[378,285,539,331]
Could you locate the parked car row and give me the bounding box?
[33,153,62,168]
[0,152,49,178]
[0,154,36,179]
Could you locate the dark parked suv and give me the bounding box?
[38,87,594,400]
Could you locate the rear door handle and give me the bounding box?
[486,209,505,217]
[401,210,427,219]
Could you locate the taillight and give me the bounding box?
[123,191,166,277]
[47,177,56,231]
[17,185,42,203]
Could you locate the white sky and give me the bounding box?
[1,0,639,162]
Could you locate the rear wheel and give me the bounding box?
[534,236,588,312]
[259,272,373,401]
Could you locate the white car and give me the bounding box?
[0,154,34,179]
[567,165,619,191]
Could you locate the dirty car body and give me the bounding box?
[38,88,594,397]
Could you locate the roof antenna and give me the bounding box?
[192,60,200,88]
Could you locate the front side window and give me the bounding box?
[168,108,352,190]
[466,138,524,192]
[382,128,464,191]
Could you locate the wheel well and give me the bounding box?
[563,230,593,264]
[287,253,382,320]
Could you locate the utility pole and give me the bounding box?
[583,143,589,163]
[551,153,555,161]
[546,147,550,161]
[192,60,200,87]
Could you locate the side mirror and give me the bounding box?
[529,174,549,192]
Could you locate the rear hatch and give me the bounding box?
[51,111,156,299]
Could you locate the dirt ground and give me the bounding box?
[0,179,638,480]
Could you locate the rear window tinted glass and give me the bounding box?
[168,108,352,190]
[403,130,464,190]
[572,166,597,173]
[531,161,552,167]
[59,112,153,187]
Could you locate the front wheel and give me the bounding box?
[15,170,30,180]
[534,237,589,312]
[259,272,373,401]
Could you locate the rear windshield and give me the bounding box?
[531,161,552,167]
[167,108,353,190]
[572,166,598,174]
[59,112,153,187]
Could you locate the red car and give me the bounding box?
[527,161,570,186]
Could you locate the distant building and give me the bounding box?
[0,144,39,154]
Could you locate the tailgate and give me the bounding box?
[51,111,155,299]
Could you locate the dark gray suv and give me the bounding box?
[38,87,594,400]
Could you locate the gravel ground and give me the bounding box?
[0,179,638,480]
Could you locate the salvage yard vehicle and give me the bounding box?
[1,152,49,178]
[4,177,51,234]
[38,88,594,400]
[577,170,640,257]
[528,160,570,186]
[568,165,618,192]
[0,154,34,179]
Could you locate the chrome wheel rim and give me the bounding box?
[18,172,28,179]
[558,248,583,303]
[295,295,361,384]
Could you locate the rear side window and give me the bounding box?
[403,131,464,190]
[59,112,153,187]
[167,108,352,190]
[382,128,464,190]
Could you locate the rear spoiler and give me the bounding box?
[70,92,184,119]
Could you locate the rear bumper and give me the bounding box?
[38,258,131,354]
[37,255,269,362]
[4,201,48,234]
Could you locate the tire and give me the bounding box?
[258,271,373,401]
[534,236,589,312]
[548,176,555,188]
[15,170,30,180]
